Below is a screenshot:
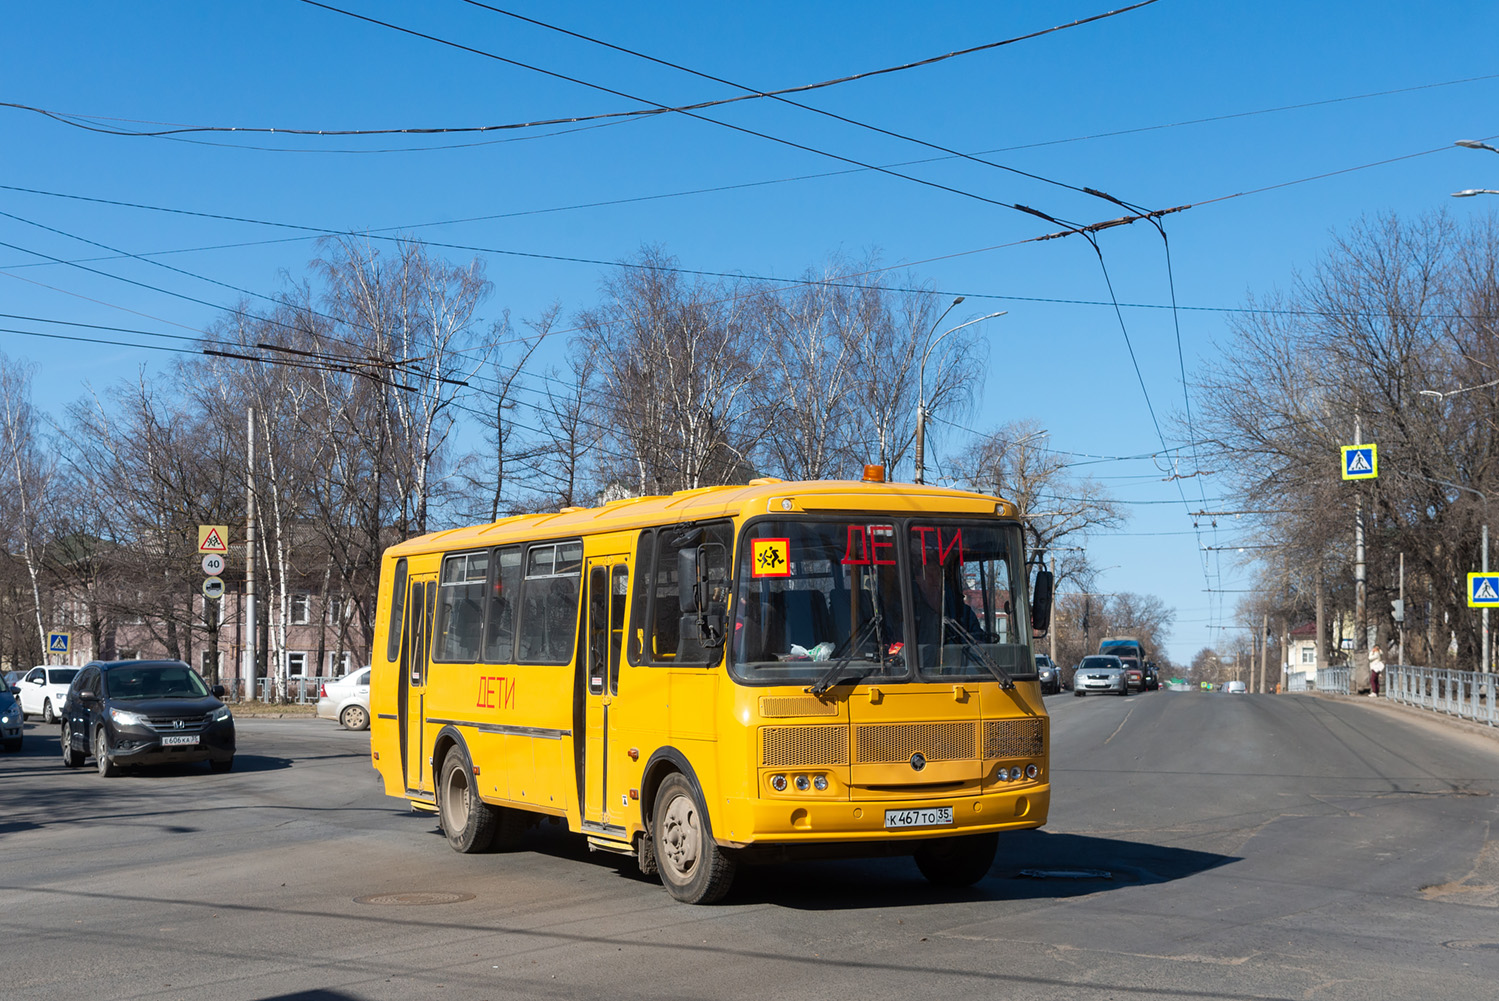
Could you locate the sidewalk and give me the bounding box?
[1303,689,1499,744]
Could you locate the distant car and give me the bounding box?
[1117,656,1145,693]
[1,689,22,751]
[1073,655,1128,697]
[60,659,235,775]
[1034,654,1061,695]
[1142,662,1160,691]
[17,665,79,723]
[1225,680,1248,694]
[316,666,371,730]
[4,669,22,696]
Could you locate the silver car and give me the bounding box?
[316,666,371,730]
[1073,655,1129,697]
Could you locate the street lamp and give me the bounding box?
[913,304,1007,485]
[1419,377,1499,401]
[1452,140,1499,198]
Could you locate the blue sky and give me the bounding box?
[4,1,1498,664]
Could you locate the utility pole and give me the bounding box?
[1354,417,1368,668]
[1260,612,1270,693]
[1397,553,1405,667]
[246,407,257,703]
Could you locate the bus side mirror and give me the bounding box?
[1031,569,1054,634]
[678,546,701,614]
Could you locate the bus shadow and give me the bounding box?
[455,823,1236,909]
[733,831,1236,909]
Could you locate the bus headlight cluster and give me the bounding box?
[769,773,830,793]
[995,764,1041,782]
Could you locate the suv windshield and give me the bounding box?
[731,518,1032,686]
[105,665,209,700]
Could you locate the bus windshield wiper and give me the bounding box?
[941,617,1014,689]
[806,615,880,697]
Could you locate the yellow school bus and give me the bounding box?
[369,473,1054,903]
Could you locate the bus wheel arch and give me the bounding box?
[639,747,707,836]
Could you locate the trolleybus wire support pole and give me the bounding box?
[246,407,258,703]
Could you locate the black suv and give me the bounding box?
[61,660,235,776]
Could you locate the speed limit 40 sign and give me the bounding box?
[202,553,226,576]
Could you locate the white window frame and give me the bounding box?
[290,593,311,625]
[327,651,351,676]
[286,651,308,675]
[1300,646,1316,665]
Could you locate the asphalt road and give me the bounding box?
[2,691,1497,1001]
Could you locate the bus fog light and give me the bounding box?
[770,774,787,792]
[812,774,828,791]
[794,774,811,792]
[1025,764,1039,779]
[1008,766,1023,781]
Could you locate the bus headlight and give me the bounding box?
[1008,766,1023,781]
[770,774,788,792]
[1025,764,1039,779]
[995,768,1009,782]
[794,774,811,792]
[812,774,828,791]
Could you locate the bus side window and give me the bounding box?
[385,558,407,663]
[483,546,521,663]
[609,564,628,694]
[434,551,488,663]
[627,530,654,665]
[517,541,583,664]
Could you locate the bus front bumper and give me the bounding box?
[715,784,1049,847]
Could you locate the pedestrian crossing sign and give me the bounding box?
[1341,444,1377,480]
[48,632,69,654]
[1468,573,1499,608]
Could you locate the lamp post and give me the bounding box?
[913,304,1006,484]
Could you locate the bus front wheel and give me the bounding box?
[439,749,498,853]
[652,773,735,904]
[913,832,998,887]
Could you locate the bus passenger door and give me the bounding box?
[582,557,629,832]
[398,573,437,796]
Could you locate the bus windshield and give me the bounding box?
[730,518,1032,686]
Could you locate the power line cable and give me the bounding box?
[297,0,1091,228]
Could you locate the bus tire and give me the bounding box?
[914,832,998,888]
[439,748,497,853]
[652,773,735,904]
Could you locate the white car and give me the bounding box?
[1225,680,1248,694]
[316,667,371,730]
[17,665,79,723]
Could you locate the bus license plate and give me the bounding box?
[161,735,199,747]
[884,807,953,829]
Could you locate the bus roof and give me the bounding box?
[386,478,1019,558]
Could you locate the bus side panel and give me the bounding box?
[370,553,441,800]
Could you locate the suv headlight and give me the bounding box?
[109,707,147,727]
[211,706,233,722]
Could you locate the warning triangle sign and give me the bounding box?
[1476,579,1499,602]
[198,524,229,553]
[1346,450,1372,473]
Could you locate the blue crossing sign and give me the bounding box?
[1468,573,1499,608]
[1341,444,1377,480]
[47,632,69,654]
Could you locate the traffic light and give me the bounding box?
[1391,598,1405,624]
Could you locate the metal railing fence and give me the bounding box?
[1316,667,1352,695]
[1286,671,1311,692]
[1385,665,1497,727]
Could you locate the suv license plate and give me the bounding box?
[884,807,953,829]
[161,735,199,747]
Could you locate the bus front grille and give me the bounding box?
[761,725,849,766]
[982,719,1045,759]
[854,722,976,763]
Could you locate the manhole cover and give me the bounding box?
[355,891,476,906]
[1443,940,1499,952]
[1017,868,1114,880]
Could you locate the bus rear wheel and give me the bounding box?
[439,749,498,853]
[914,832,998,888]
[652,773,735,904]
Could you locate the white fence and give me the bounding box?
[1385,665,1497,727]
[1286,671,1311,692]
[1315,667,1352,695]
